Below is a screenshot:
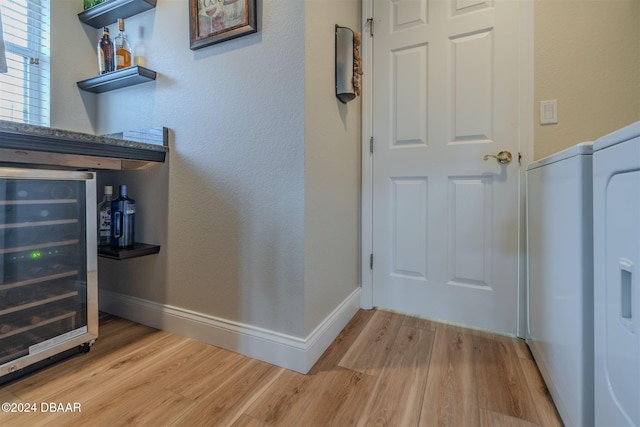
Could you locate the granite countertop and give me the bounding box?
[0,120,168,166]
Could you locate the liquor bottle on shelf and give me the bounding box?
[115,18,132,70]
[97,186,113,246]
[133,26,147,67]
[99,27,115,74]
[110,185,136,248]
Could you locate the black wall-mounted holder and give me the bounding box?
[335,25,356,104]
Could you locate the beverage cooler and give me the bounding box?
[0,168,98,384]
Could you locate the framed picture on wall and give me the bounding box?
[189,0,257,50]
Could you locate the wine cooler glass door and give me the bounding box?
[0,168,97,374]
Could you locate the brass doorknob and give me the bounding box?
[483,150,512,164]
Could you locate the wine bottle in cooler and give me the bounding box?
[110,185,135,248]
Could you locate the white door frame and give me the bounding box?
[359,0,534,338]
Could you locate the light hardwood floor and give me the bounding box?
[0,309,563,426]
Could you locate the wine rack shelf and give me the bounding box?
[0,310,77,340]
[0,271,79,292]
[98,242,160,260]
[78,0,157,29]
[77,66,157,94]
[0,291,79,317]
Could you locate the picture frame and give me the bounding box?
[189,0,257,50]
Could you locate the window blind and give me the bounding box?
[0,0,50,126]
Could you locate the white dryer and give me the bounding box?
[526,142,594,427]
[593,121,640,427]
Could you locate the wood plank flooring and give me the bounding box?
[0,309,563,426]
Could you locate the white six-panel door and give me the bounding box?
[371,0,521,334]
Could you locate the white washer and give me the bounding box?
[593,121,640,427]
[526,142,594,427]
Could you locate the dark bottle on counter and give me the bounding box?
[110,185,135,248]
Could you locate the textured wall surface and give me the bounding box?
[52,0,362,341]
[54,0,308,337]
[534,0,640,160]
[304,1,361,335]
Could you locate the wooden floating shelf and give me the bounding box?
[78,0,157,29]
[98,242,160,260]
[77,66,157,94]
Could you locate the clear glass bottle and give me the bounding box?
[110,185,136,248]
[97,37,105,74]
[133,26,147,67]
[115,18,132,70]
[99,27,115,74]
[97,185,113,246]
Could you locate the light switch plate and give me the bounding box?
[540,100,558,125]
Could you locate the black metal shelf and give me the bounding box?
[77,66,156,94]
[98,242,160,260]
[78,0,157,29]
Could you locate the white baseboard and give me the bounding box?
[98,287,361,374]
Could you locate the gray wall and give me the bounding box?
[51,0,361,340]
[304,1,361,334]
